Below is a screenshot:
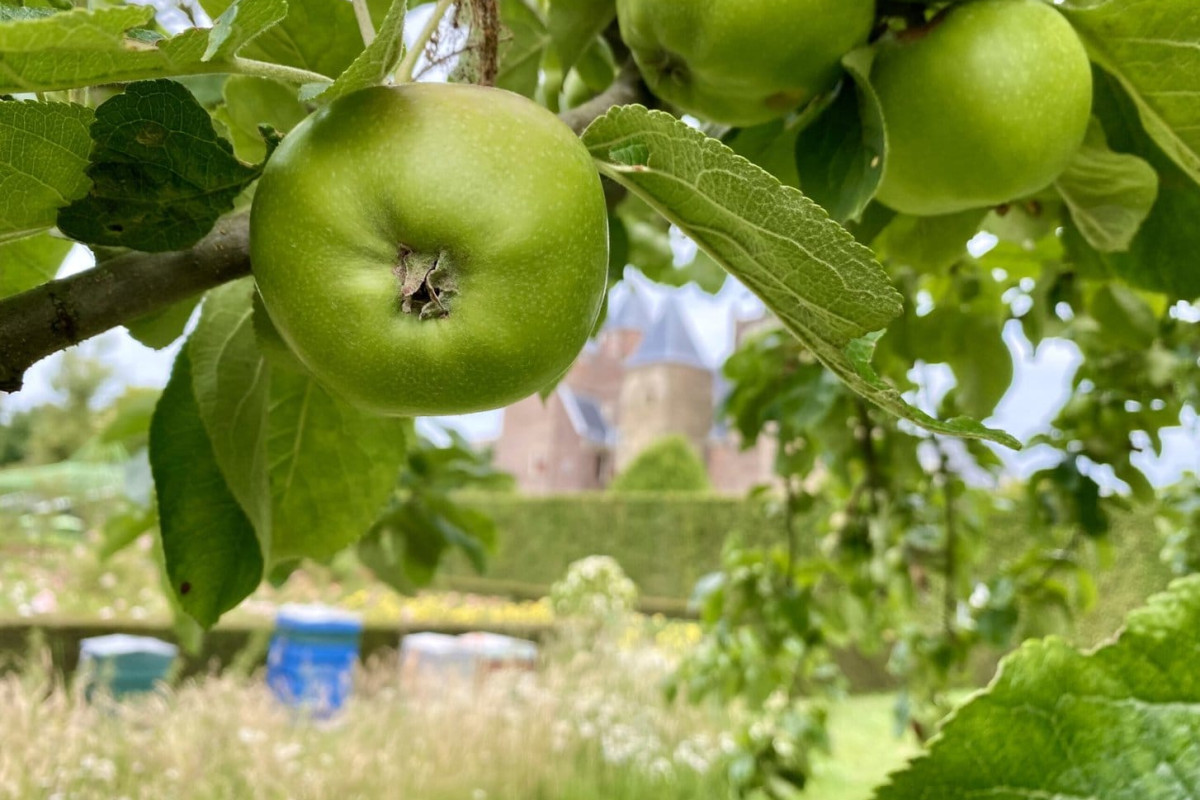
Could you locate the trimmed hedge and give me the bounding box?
[444,493,779,598]
[449,493,1174,645]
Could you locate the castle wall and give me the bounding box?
[615,364,714,472]
[707,432,779,495]
[491,393,608,495]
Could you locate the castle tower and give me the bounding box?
[615,296,714,472]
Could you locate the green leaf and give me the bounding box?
[1069,69,1200,299]
[99,504,157,560]
[213,75,307,163]
[496,0,548,97]
[304,0,405,102]
[203,0,287,62]
[909,303,1012,420]
[1055,117,1159,253]
[0,232,71,299]
[267,368,408,563]
[874,574,1200,800]
[0,6,218,94]
[725,118,802,189]
[150,347,264,628]
[97,386,160,452]
[547,0,614,75]
[125,297,200,349]
[877,209,987,274]
[188,279,272,559]
[0,100,92,242]
[1064,0,1200,186]
[794,49,884,223]
[583,105,1018,448]
[57,79,260,253]
[1089,283,1158,351]
[203,0,372,80]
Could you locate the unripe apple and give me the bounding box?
[617,0,876,127]
[872,0,1093,216]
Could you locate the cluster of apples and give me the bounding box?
[248,0,1093,420]
[618,0,1094,216]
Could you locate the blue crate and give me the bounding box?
[266,604,363,718]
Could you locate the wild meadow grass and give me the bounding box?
[0,636,918,800]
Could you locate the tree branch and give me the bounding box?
[0,214,251,392]
[0,65,652,394]
[561,61,646,135]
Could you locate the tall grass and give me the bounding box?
[0,636,917,800]
[0,639,731,800]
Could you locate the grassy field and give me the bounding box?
[0,642,919,800]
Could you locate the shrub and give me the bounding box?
[610,436,712,493]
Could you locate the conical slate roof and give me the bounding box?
[606,285,655,332]
[626,296,708,370]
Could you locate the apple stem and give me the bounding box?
[352,0,377,47]
[395,0,457,84]
[230,58,334,88]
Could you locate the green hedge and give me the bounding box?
[449,493,1174,645]
[445,493,779,598]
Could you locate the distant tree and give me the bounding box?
[0,408,31,466]
[610,435,711,493]
[24,351,113,465]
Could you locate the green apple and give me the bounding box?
[617,0,876,127]
[250,84,609,416]
[873,0,1093,216]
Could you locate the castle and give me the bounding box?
[490,287,776,495]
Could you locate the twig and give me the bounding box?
[396,0,456,84]
[352,0,377,46]
[938,444,959,636]
[0,215,251,392]
[560,61,646,134]
[230,58,332,87]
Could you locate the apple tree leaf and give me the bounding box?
[57,79,260,253]
[267,367,409,563]
[204,0,287,62]
[1066,69,1200,299]
[213,75,307,164]
[0,233,72,300]
[582,105,1019,448]
[0,100,93,243]
[0,5,216,94]
[200,0,374,80]
[1064,0,1200,187]
[125,297,200,350]
[794,48,885,224]
[496,0,549,97]
[303,0,406,102]
[1055,117,1159,253]
[547,0,614,75]
[149,347,264,628]
[876,209,987,274]
[874,574,1200,800]
[188,279,273,560]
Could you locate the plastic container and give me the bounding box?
[457,632,539,674]
[266,604,363,718]
[399,632,476,684]
[78,634,178,699]
[399,631,538,687]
